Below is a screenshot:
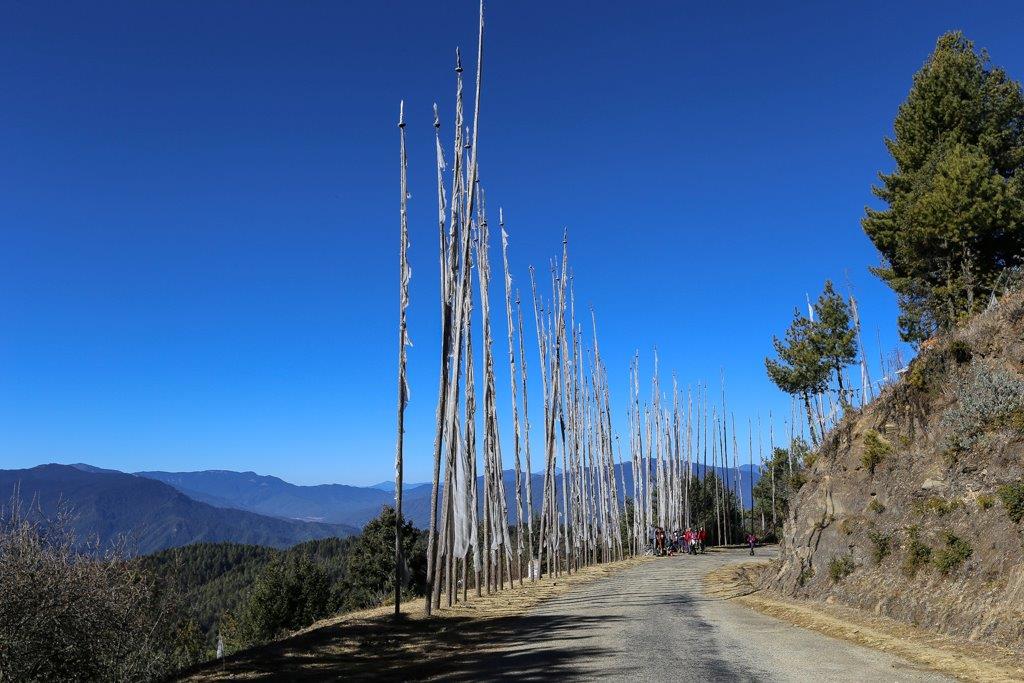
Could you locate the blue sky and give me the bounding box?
[2,1,1022,485]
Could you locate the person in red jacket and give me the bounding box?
[683,528,693,555]
[747,532,757,555]
[698,527,707,554]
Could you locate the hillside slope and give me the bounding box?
[0,465,356,554]
[770,290,1024,650]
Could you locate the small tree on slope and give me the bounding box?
[812,280,857,405]
[765,309,831,446]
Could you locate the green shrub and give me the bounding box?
[867,530,891,564]
[932,532,972,574]
[949,339,972,364]
[913,497,961,516]
[867,498,886,514]
[902,526,932,578]
[828,555,855,582]
[905,359,928,391]
[977,494,996,510]
[904,351,948,395]
[941,361,1024,455]
[861,430,892,475]
[998,482,1024,523]
[838,518,858,536]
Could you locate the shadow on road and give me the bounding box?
[182,610,624,681]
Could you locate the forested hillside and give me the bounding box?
[139,538,358,642]
[141,508,425,653]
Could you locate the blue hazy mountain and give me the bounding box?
[369,480,432,493]
[136,469,398,527]
[0,464,356,555]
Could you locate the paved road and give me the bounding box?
[497,548,951,682]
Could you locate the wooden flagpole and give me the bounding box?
[394,100,410,618]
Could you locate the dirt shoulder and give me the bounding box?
[178,555,653,681]
[705,560,1024,683]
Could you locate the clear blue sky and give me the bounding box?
[3,2,1023,485]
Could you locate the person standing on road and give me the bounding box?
[655,526,666,556]
[747,532,757,555]
[698,526,707,553]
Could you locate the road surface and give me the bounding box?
[486,548,950,682]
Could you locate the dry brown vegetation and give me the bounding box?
[706,561,1024,683]
[0,499,203,682]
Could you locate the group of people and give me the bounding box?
[652,526,707,556]
[651,527,760,556]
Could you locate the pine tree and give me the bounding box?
[343,506,426,611]
[765,310,831,445]
[863,31,1024,342]
[811,280,857,403]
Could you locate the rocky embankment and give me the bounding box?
[770,291,1024,651]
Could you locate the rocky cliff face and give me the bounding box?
[770,290,1024,650]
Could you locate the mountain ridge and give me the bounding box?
[0,464,356,555]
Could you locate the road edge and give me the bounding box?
[703,561,1024,683]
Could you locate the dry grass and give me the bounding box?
[180,556,653,681]
[705,561,1024,683]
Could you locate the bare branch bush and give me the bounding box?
[0,494,203,682]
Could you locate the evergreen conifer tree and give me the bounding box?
[811,280,857,403]
[765,310,831,445]
[863,32,1024,342]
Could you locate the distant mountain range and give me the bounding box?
[369,480,432,493]
[135,469,397,526]
[0,465,357,555]
[1,461,760,556]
